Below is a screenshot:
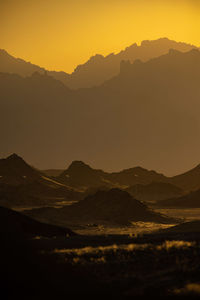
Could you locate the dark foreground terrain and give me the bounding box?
[1,205,200,299]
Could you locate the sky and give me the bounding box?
[0,0,200,73]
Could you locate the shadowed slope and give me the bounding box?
[0,205,75,237]
[126,182,184,203]
[26,189,177,226]
[0,153,40,185]
[169,164,200,191]
[156,189,200,208]
[0,154,82,208]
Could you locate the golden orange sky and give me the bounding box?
[0,0,199,73]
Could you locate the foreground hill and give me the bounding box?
[162,220,200,234]
[25,189,177,227]
[1,49,200,174]
[0,205,75,237]
[0,38,197,89]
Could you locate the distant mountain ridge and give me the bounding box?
[0,38,198,89]
[58,160,167,190]
[0,49,70,85]
[58,159,200,193]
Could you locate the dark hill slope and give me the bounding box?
[156,189,200,208]
[168,164,200,191]
[163,220,200,233]
[26,189,177,226]
[58,161,107,189]
[0,153,40,185]
[0,205,75,237]
[126,182,184,203]
[0,154,82,208]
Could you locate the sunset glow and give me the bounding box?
[1,0,199,72]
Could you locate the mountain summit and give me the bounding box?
[0,38,198,89]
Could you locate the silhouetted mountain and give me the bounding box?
[0,153,40,185]
[126,182,184,203]
[1,49,200,175]
[58,160,106,189]
[156,188,200,208]
[108,166,166,186]
[26,189,177,226]
[58,161,168,190]
[0,49,70,85]
[0,38,197,89]
[66,38,197,88]
[0,154,82,208]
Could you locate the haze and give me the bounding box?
[0,0,200,73]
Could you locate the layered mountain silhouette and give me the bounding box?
[26,189,177,226]
[58,160,167,190]
[0,154,82,208]
[0,38,197,88]
[1,48,200,175]
[57,160,200,194]
[0,49,70,85]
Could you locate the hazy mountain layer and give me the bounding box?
[1,49,200,176]
[0,38,197,88]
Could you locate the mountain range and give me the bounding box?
[0,154,82,208]
[0,38,197,89]
[1,45,200,175]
